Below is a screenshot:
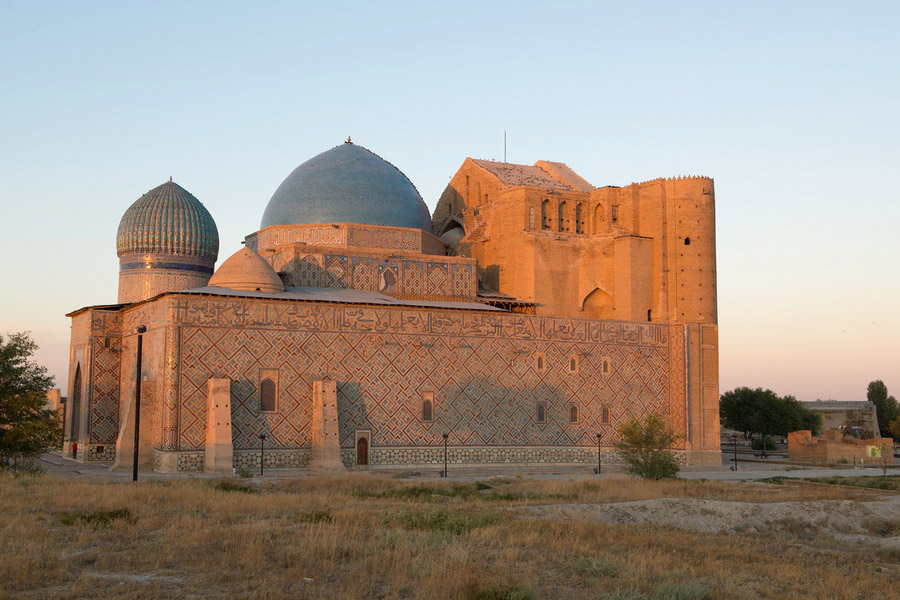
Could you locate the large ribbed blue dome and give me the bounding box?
[261,142,432,233]
[116,180,219,260]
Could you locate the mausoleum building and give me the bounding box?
[63,141,721,471]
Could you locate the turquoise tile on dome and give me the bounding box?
[261,142,432,233]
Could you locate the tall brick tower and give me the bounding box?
[433,160,720,464]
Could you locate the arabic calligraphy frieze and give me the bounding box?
[263,225,348,248]
[90,310,123,335]
[167,296,668,346]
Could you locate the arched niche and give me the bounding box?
[582,287,614,320]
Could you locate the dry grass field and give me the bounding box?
[0,473,897,600]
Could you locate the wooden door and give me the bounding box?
[356,437,368,466]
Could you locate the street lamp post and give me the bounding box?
[731,433,738,471]
[258,433,267,476]
[132,325,146,482]
[442,433,449,477]
[596,432,603,475]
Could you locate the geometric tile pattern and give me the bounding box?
[258,223,446,256]
[167,297,682,455]
[89,336,121,444]
[275,251,477,298]
[348,226,422,251]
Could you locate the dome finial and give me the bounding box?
[345,136,352,144]
[169,176,172,182]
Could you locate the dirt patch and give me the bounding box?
[520,495,900,549]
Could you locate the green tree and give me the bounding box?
[890,415,900,441]
[0,332,58,472]
[613,413,680,480]
[867,380,899,438]
[777,395,823,437]
[720,387,822,439]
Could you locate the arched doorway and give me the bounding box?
[356,436,369,466]
[70,364,82,442]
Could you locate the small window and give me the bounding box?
[575,203,585,234]
[558,201,569,232]
[528,206,537,229]
[541,200,552,230]
[647,309,652,322]
[535,353,546,372]
[593,204,605,231]
[569,405,578,423]
[260,378,276,412]
[601,405,610,425]
[422,392,434,422]
[684,237,691,246]
[611,205,619,223]
[537,403,546,423]
[567,354,578,374]
[602,358,610,374]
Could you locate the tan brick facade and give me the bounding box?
[66,148,722,471]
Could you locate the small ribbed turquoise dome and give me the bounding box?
[116,180,219,260]
[261,142,432,233]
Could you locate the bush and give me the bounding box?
[751,436,777,451]
[297,509,334,524]
[59,508,133,529]
[574,556,619,578]
[467,582,534,600]
[862,517,900,536]
[613,414,680,480]
[1,456,45,477]
[386,507,503,534]
[206,479,256,493]
[652,583,710,600]
[596,584,709,600]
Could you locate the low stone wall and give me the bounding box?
[788,430,894,465]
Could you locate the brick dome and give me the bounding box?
[208,248,284,293]
[260,141,432,233]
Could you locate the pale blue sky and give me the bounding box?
[1,1,898,401]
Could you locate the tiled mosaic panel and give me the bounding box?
[86,444,116,461]
[265,225,347,248]
[173,298,679,453]
[258,223,446,256]
[274,252,476,298]
[91,311,122,335]
[366,446,614,466]
[177,452,204,471]
[232,450,310,470]
[89,336,121,444]
[348,226,422,251]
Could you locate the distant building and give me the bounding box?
[788,429,893,465]
[45,389,65,423]
[62,141,721,472]
[801,400,879,439]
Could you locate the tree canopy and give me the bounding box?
[866,380,899,439]
[0,332,59,467]
[719,387,822,439]
[613,413,680,479]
